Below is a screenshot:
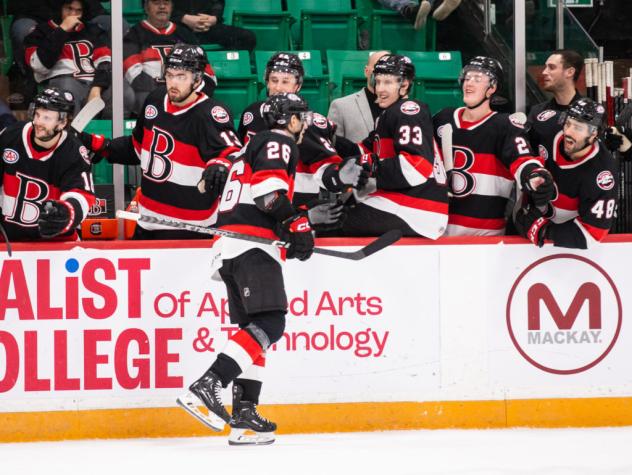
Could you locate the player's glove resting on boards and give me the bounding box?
[514,205,549,247]
[200,158,230,195]
[38,200,76,238]
[278,214,314,261]
[520,165,556,208]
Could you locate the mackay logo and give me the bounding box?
[212,106,229,123]
[596,170,615,191]
[506,254,622,374]
[312,113,328,129]
[537,109,557,122]
[400,101,420,115]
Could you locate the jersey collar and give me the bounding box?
[553,130,600,169]
[163,92,208,115]
[140,20,176,35]
[453,107,496,130]
[22,122,67,161]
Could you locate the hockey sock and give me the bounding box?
[211,328,265,388]
[234,354,266,403]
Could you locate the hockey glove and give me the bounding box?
[279,214,314,261]
[514,205,549,247]
[75,130,110,164]
[306,198,346,232]
[38,200,76,238]
[604,126,632,153]
[521,166,556,208]
[199,158,230,195]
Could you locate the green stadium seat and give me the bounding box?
[101,0,144,25]
[206,50,258,117]
[255,50,329,115]
[326,50,371,100]
[398,50,463,114]
[286,0,358,54]
[227,0,293,51]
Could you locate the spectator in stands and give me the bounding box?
[327,50,390,143]
[123,0,217,114]
[172,0,256,51]
[526,49,584,159]
[23,0,134,117]
[377,0,462,30]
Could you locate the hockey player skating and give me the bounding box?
[78,44,241,238]
[346,54,448,238]
[177,93,315,446]
[0,87,96,241]
[514,98,618,249]
[432,56,551,235]
[238,52,370,212]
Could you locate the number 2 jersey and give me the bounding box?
[433,107,543,236]
[102,87,241,230]
[214,130,299,264]
[359,98,448,239]
[0,121,96,240]
[541,132,618,248]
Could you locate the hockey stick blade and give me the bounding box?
[116,211,401,260]
[70,97,105,133]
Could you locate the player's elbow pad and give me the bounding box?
[253,191,296,223]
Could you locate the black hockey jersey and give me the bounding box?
[24,20,111,85]
[433,107,543,236]
[123,21,216,97]
[101,88,241,231]
[0,121,96,240]
[527,91,583,161]
[238,101,343,206]
[359,98,448,239]
[215,130,299,262]
[543,132,618,248]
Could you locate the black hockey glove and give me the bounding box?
[514,205,549,247]
[74,130,110,164]
[278,214,314,261]
[521,166,556,208]
[604,126,632,154]
[199,158,230,195]
[38,200,75,238]
[306,198,346,232]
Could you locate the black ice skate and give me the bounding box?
[176,371,231,432]
[228,384,277,446]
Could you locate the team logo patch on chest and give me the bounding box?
[537,110,557,122]
[312,113,328,129]
[3,148,19,164]
[400,101,420,115]
[212,106,230,123]
[538,144,549,161]
[242,111,254,126]
[145,105,158,119]
[596,170,615,190]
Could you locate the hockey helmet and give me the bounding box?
[264,52,304,88]
[29,87,75,121]
[459,56,503,91]
[163,43,207,76]
[261,93,310,129]
[562,98,606,132]
[372,54,415,85]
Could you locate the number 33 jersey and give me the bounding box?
[433,107,542,236]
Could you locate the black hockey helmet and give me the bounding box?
[372,54,415,86]
[261,93,310,129]
[29,87,75,121]
[459,56,503,91]
[164,43,207,76]
[264,52,304,88]
[562,97,606,132]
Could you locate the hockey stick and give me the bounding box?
[0,221,12,257]
[116,210,402,260]
[70,97,106,133]
[439,123,453,197]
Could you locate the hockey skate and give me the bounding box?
[228,384,277,446]
[176,371,231,432]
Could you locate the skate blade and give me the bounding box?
[176,392,226,432]
[228,428,275,446]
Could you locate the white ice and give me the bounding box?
[2,427,631,475]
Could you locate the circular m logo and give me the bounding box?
[506,254,622,375]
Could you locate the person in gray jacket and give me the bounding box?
[327,50,389,143]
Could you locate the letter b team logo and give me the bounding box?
[506,254,622,374]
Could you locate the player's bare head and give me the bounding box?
[145,0,172,26]
[265,53,304,95]
[61,0,84,20]
[262,93,311,143]
[364,50,390,88]
[459,56,503,109]
[163,44,206,102]
[561,98,604,156]
[29,87,74,141]
[543,50,583,92]
[372,55,415,109]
